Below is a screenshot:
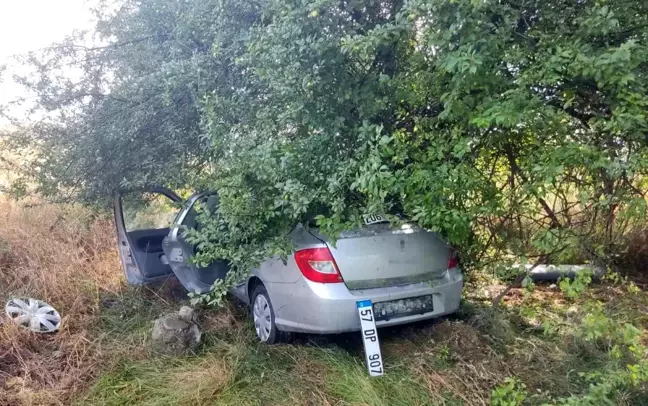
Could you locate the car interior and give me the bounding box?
[125,227,174,279]
[119,192,179,280]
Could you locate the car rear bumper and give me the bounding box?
[270,267,463,334]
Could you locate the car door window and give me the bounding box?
[176,194,220,233]
[122,192,181,232]
[162,192,228,294]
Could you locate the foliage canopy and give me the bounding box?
[2,0,648,296]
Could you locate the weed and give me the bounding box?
[558,269,593,299]
[491,377,527,406]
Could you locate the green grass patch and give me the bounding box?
[80,336,440,406]
[316,348,433,406]
[97,289,169,337]
[78,353,236,406]
[79,280,648,406]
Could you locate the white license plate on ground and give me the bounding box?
[357,299,384,377]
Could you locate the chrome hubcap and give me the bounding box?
[5,298,61,333]
[253,294,272,341]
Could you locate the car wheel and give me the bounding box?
[251,285,284,344]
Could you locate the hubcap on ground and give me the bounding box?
[253,294,272,341]
[5,298,61,333]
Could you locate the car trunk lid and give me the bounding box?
[310,222,450,290]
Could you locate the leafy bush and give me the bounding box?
[553,307,648,405]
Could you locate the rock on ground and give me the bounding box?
[151,306,202,355]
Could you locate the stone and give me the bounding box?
[151,309,202,356]
[178,306,195,322]
[163,317,190,330]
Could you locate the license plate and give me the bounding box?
[373,295,435,322]
[357,299,384,377]
[363,214,388,225]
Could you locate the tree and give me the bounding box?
[2,0,648,300]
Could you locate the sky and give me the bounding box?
[0,0,95,115]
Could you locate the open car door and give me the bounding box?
[114,187,183,285]
[162,193,229,294]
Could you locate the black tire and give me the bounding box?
[250,285,290,344]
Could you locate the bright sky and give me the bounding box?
[0,0,95,115]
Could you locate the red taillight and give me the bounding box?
[294,248,344,283]
[447,248,459,269]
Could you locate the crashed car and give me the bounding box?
[114,188,463,343]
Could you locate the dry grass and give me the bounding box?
[413,321,512,406]
[0,197,124,405]
[172,356,233,401]
[0,196,241,406]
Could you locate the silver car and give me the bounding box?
[114,188,463,343]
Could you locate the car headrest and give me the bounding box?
[205,195,220,212]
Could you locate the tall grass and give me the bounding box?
[0,197,123,405]
[0,196,238,406]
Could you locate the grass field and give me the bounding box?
[1,198,647,405]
